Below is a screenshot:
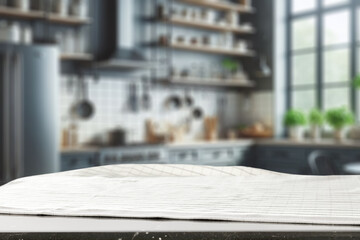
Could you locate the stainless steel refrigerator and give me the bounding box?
[0,44,59,185]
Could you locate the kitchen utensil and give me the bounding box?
[53,0,69,16]
[108,128,126,146]
[259,55,272,77]
[192,107,203,119]
[204,117,218,141]
[128,83,139,112]
[72,77,95,120]
[184,88,193,107]
[165,94,182,110]
[141,78,151,111]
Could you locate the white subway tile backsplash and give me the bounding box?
[60,75,273,144]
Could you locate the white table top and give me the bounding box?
[344,162,360,174]
[1,215,360,233]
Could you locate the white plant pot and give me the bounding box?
[289,126,304,141]
[310,125,321,141]
[334,128,346,141]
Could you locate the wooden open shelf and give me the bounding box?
[162,17,255,34]
[0,6,43,19]
[176,0,255,13]
[158,77,255,89]
[168,42,256,57]
[0,7,91,25]
[60,53,93,61]
[48,14,91,25]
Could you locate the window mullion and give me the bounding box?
[286,0,293,110]
[350,0,357,118]
[317,0,323,110]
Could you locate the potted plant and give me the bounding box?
[308,108,324,141]
[325,107,354,141]
[284,109,307,141]
[222,58,238,80]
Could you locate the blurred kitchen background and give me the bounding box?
[2,0,360,185]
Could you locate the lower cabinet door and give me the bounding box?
[255,147,308,174]
[61,153,98,171]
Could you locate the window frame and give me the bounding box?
[286,0,359,115]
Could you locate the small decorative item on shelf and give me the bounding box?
[156,4,165,19]
[216,19,227,27]
[234,39,248,53]
[201,9,215,24]
[8,22,20,43]
[190,9,201,20]
[0,21,21,43]
[308,108,324,141]
[14,0,30,11]
[190,36,199,45]
[240,22,254,31]
[31,0,44,11]
[170,8,177,19]
[204,117,218,141]
[181,8,190,20]
[240,123,273,139]
[180,69,190,78]
[226,10,238,27]
[221,58,238,80]
[202,35,210,46]
[176,36,186,45]
[284,109,307,141]
[325,107,354,142]
[239,0,253,8]
[21,25,32,44]
[53,0,70,16]
[159,34,169,46]
[70,0,88,18]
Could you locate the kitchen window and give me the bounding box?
[287,0,359,116]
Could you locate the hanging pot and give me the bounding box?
[72,77,95,120]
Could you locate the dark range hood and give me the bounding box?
[95,0,153,70]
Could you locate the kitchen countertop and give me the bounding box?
[61,138,360,154]
[257,139,360,148]
[61,139,255,153]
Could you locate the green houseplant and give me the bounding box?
[325,107,354,141]
[284,109,307,141]
[222,58,238,79]
[309,109,324,141]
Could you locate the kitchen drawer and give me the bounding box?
[100,148,168,165]
[170,150,199,164]
[61,153,99,171]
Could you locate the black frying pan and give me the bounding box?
[72,77,95,120]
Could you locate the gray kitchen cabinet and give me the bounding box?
[61,153,99,171]
[98,147,169,165]
[255,146,308,174]
[169,147,251,166]
[255,143,360,175]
